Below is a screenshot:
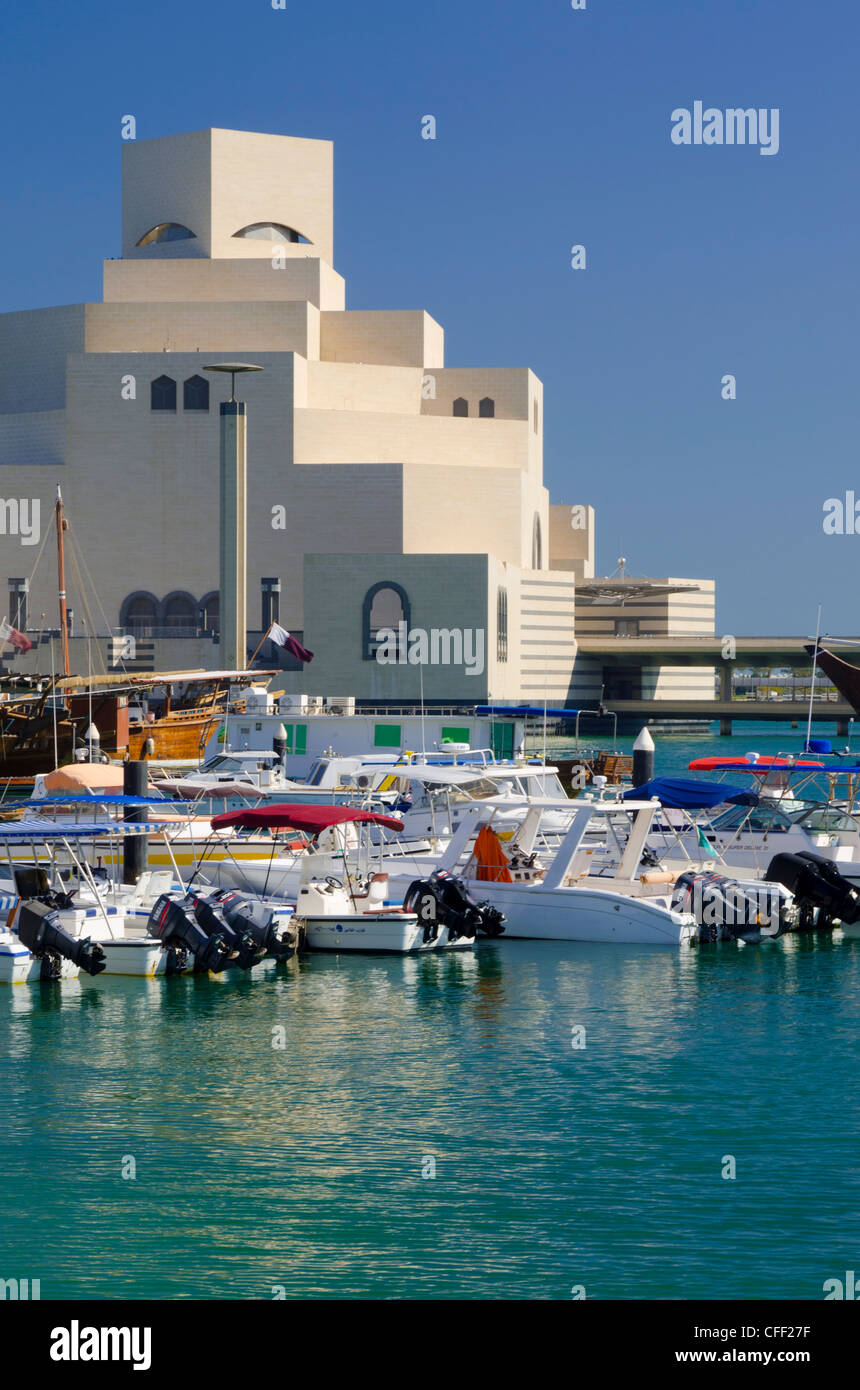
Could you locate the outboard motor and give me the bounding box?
[672,870,788,943]
[186,892,266,971]
[16,899,106,980]
[403,870,505,944]
[211,889,298,961]
[766,852,860,931]
[147,893,233,974]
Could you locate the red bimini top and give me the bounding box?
[688,756,826,772]
[209,803,405,835]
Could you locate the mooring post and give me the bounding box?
[123,760,148,885]
[632,726,655,785]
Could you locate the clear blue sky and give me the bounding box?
[1,0,857,635]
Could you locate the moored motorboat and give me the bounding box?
[0,815,299,984]
[208,803,504,954]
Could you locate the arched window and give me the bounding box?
[497,587,508,663]
[184,375,209,411]
[198,591,220,635]
[233,223,310,243]
[532,514,543,570]
[151,375,177,411]
[121,592,159,634]
[137,223,197,246]
[453,397,469,417]
[362,581,410,660]
[162,591,197,632]
[479,397,495,419]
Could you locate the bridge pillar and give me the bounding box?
[838,718,850,737]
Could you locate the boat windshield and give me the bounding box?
[201,755,269,774]
[710,803,795,833]
[790,804,860,834]
[427,777,499,802]
[509,771,567,798]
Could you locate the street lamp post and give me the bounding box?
[203,363,263,670]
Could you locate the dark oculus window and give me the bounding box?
[233,223,310,243]
[137,223,197,246]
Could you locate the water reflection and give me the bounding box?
[1,932,858,1299]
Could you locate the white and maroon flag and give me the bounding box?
[269,622,314,664]
[0,618,34,654]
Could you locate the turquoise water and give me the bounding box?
[1,934,858,1300]
[1,722,858,1302]
[556,718,853,775]
[554,720,856,798]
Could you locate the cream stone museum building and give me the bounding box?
[0,128,715,706]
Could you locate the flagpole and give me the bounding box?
[246,622,274,671]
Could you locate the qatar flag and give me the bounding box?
[269,622,314,664]
[0,618,33,654]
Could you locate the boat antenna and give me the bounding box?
[55,485,71,677]
[805,604,822,753]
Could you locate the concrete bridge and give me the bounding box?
[601,697,855,736]
[576,636,860,735]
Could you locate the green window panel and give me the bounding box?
[374,723,402,749]
[491,723,515,759]
[295,724,307,755]
[441,726,470,745]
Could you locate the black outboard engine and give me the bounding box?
[186,892,267,971]
[672,870,787,943]
[766,851,860,931]
[211,889,298,961]
[403,870,505,944]
[16,899,106,980]
[147,893,233,973]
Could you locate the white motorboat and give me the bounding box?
[0,818,178,983]
[0,816,299,984]
[416,797,808,946]
[208,803,504,954]
[425,801,700,947]
[360,761,574,843]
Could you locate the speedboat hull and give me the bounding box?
[0,932,80,984]
[298,910,439,953]
[461,881,696,946]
